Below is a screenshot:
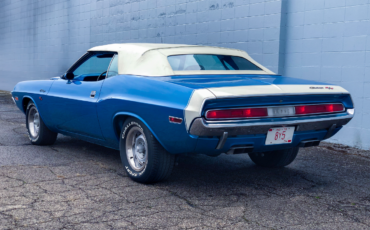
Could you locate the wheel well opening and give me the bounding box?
[113,115,129,140]
[22,98,31,113]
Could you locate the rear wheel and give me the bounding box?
[120,118,175,183]
[248,147,299,168]
[26,102,58,145]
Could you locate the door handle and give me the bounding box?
[90,91,96,98]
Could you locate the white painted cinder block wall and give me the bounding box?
[0,0,282,89]
[281,0,370,149]
[0,0,369,149]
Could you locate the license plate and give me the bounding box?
[265,127,295,145]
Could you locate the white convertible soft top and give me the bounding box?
[88,43,274,76]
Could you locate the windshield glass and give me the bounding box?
[167,54,262,71]
[73,53,114,77]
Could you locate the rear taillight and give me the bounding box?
[206,108,268,119]
[205,103,345,120]
[295,104,344,115]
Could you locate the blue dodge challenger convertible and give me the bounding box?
[11,43,354,183]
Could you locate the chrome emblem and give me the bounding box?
[309,86,334,90]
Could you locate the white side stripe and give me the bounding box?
[184,89,216,131]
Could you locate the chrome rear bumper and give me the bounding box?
[189,109,354,137]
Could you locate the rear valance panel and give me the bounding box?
[201,94,354,117]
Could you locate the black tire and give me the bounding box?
[26,102,58,145]
[119,118,175,184]
[248,147,299,168]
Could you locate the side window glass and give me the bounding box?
[72,53,114,78]
[107,54,118,78]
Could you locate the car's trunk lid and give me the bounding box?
[164,74,348,97]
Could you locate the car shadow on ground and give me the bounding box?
[52,135,332,197]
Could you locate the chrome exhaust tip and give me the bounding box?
[226,145,254,155]
[299,140,320,147]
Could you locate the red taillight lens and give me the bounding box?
[206,104,344,119]
[295,104,344,115]
[206,108,268,119]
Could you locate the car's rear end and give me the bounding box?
[188,88,354,155]
[151,47,354,157]
[165,74,354,157]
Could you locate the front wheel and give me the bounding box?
[248,147,299,168]
[120,118,175,183]
[26,102,58,145]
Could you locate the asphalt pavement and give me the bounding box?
[0,90,369,229]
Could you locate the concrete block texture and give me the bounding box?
[0,0,283,88]
[281,0,370,149]
[1,0,370,150]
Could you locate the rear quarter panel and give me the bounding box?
[97,75,198,153]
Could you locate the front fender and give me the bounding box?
[22,95,38,113]
[12,80,55,131]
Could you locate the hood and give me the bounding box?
[161,75,349,98]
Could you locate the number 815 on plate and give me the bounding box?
[265,127,295,145]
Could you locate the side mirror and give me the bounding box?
[64,72,74,80]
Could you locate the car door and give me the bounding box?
[46,52,115,139]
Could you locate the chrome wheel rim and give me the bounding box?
[125,127,148,172]
[28,107,40,138]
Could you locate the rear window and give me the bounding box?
[167,54,262,71]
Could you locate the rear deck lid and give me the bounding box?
[164,75,348,97]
